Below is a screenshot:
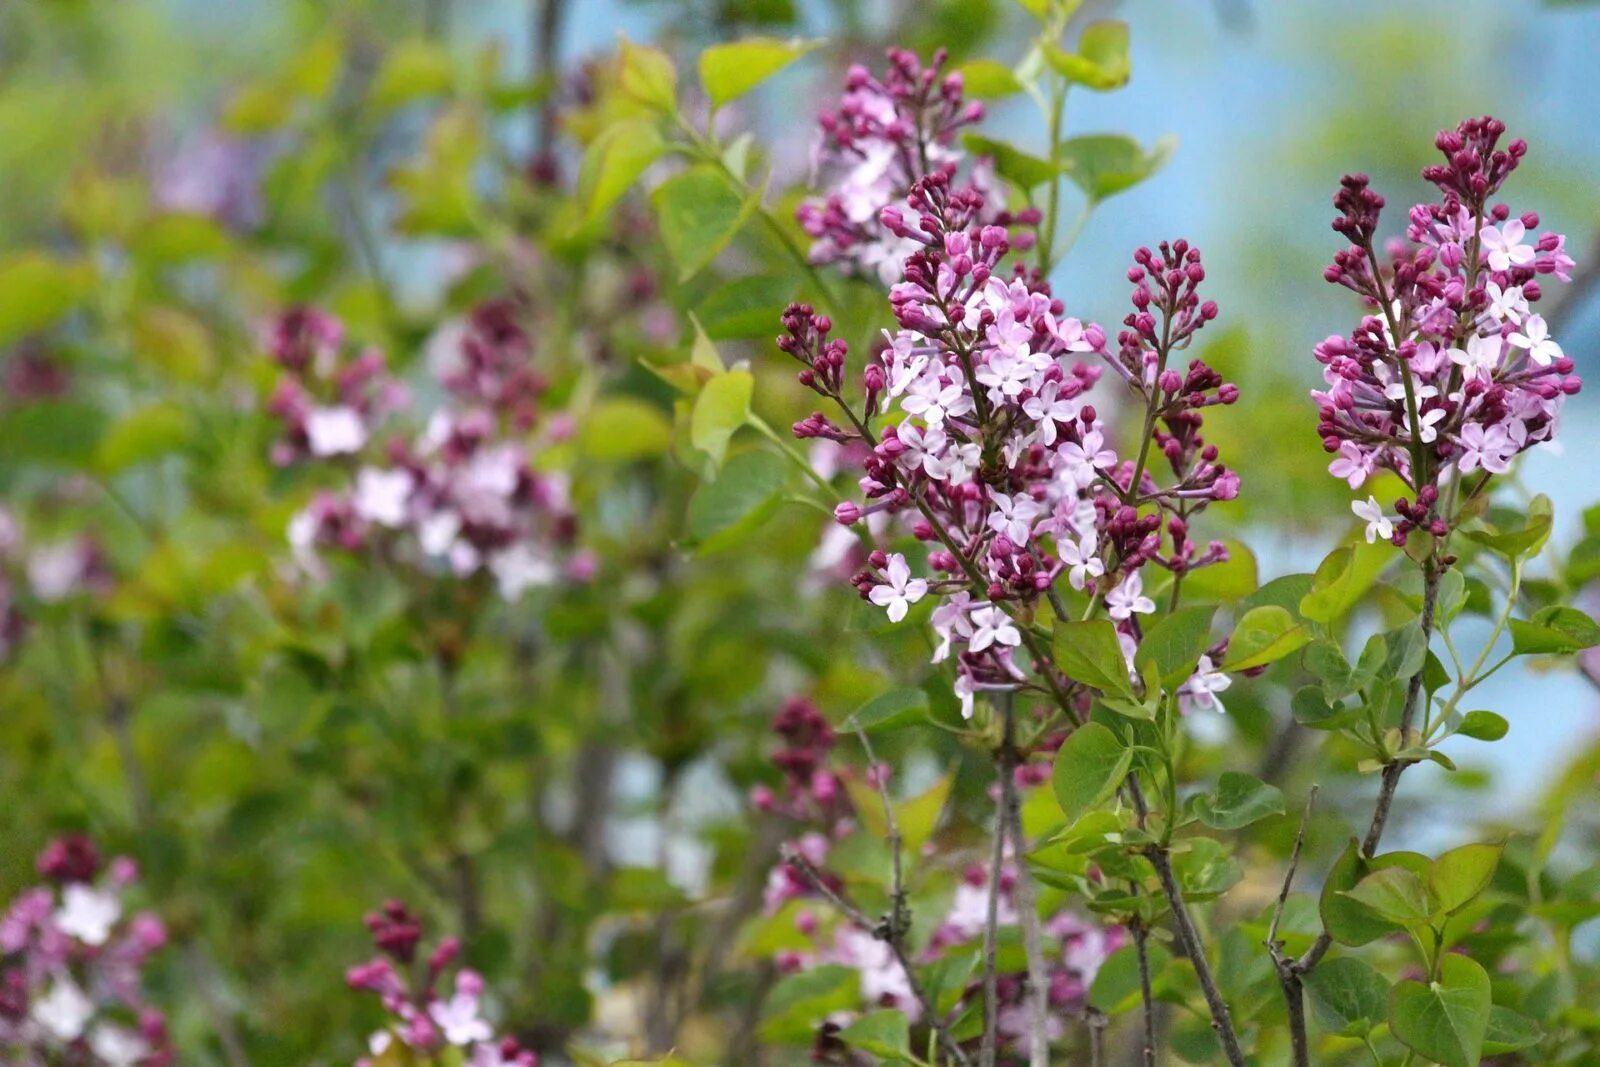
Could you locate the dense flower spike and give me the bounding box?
[797,48,1036,283]
[346,901,536,1067]
[781,168,1239,719]
[1314,116,1581,544]
[265,305,592,599]
[0,837,172,1066]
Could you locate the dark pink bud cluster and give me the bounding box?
[436,298,548,432]
[346,900,536,1067]
[265,306,409,466]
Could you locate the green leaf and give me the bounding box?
[896,774,954,856]
[697,275,797,340]
[617,38,677,112]
[846,687,929,733]
[1180,541,1258,601]
[1135,605,1216,689]
[952,58,1024,99]
[1305,956,1389,1037]
[95,402,192,474]
[1042,20,1131,90]
[1222,605,1308,671]
[689,370,754,469]
[1340,867,1435,928]
[1174,836,1241,899]
[0,253,95,345]
[1464,494,1553,560]
[1055,133,1174,203]
[579,397,673,462]
[1322,841,1399,947]
[369,39,454,111]
[1188,771,1284,830]
[651,165,761,281]
[1508,605,1600,654]
[1387,954,1492,1067]
[1428,841,1501,918]
[761,964,860,1042]
[838,1009,911,1060]
[1052,722,1131,822]
[579,120,664,221]
[1299,543,1392,625]
[1290,686,1359,731]
[698,37,819,109]
[1456,710,1508,742]
[963,134,1059,190]
[1052,619,1137,701]
[1482,1004,1542,1055]
[685,449,787,551]
[1090,942,1172,1014]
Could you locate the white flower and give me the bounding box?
[953,671,977,720]
[1509,313,1563,367]
[1485,281,1528,323]
[1447,333,1502,379]
[488,544,556,599]
[1181,657,1232,713]
[31,976,93,1041]
[430,991,493,1046]
[968,604,1021,653]
[1105,573,1155,620]
[27,543,87,602]
[418,509,463,557]
[352,467,414,527]
[868,553,928,623]
[56,884,121,946]
[1480,219,1535,272]
[90,1024,151,1067]
[930,591,973,663]
[1056,430,1117,490]
[1059,533,1104,591]
[1351,496,1393,544]
[1021,380,1079,443]
[305,405,367,456]
[1416,406,1448,444]
[987,491,1042,544]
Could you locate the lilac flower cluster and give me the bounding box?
[266,304,593,599]
[752,702,1120,1064]
[1,836,172,1066]
[1314,116,1581,543]
[797,48,1033,284]
[345,900,536,1067]
[0,509,113,664]
[780,165,1238,719]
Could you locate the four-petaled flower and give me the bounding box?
[1352,496,1394,544]
[967,604,1021,653]
[1480,218,1535,272]
[1509,313,1563,367]
[1106,573,1156,620]
[1059,533,1104,591]
[869,553,929,623]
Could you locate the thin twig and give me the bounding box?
[1133,921,1157,1067]
[1148,848,1248,1067]
[1268,787,1319,1067]
[780,848,971,1066]
[978,711,1013,1067]
[998,699,1051,1067]
[1086,1006,1108,1067]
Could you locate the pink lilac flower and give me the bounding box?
[1351,496,1395,544]
[796,49,1035,284]
[265,305,587,601]
[347,901,535,1067]
[0,836,172,1065]
[781,175,1239,727]
[1315,117,1581,544]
